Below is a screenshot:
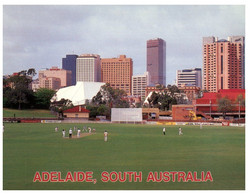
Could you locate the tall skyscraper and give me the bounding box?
[62,54,78,85]
[76,54,101,82]
[176,68,202,88]
[203,36,244,92]
[147,38,166,86]
[132,72,150,99]
[101,55,133,95]
[228,36,245,89]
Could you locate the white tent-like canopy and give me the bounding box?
[51,82,105,106]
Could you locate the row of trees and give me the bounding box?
[86,83,129,118]
[146,84,187,110]
[3,69,56,110]
[85,83,188,118]
[217,94,245,118]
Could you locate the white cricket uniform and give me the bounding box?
[62,131,65,137]
[104,132,108,142]
[179,128,183,135]
[69,129,73,138]
[77,129,81,137]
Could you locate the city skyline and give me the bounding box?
[3,5,245,85]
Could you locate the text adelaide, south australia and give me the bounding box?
[33,171,213,183]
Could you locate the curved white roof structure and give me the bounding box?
[51,82,105,106]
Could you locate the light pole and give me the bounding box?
[210,99,211,118]
[239,100,241,119]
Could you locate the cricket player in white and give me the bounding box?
[88,127,92,134]
[62,129,65,137]
[69,128,73,138]
[77,129,81,138]
[55,127,58,132]
[178,127,183,135]
[200,123,203,129]
[163,127,166,135]
[104,130,108,142]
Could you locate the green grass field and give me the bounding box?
[3,108,57,118]
[3,123,245,190]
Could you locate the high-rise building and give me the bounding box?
[101,55,133,95]
[176,68,202,88]
[62,54,78,85]
[147,38,166,86]
[228,36,245,89]
[76,54,101,82]
[39,66,72,88]
[203,36,244,92]
[39,77,61,90]
[132,72,150,99]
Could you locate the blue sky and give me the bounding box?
[3,5,245,85]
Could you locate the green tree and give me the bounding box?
[27,68,37,77]
[92,83,129,108]
[236,94,245,107]
[147,92,160,108]
[167,85,180,97]
[97,104,110,117]
[86,105,99,118]
[155,84,165,90]
[217,97,232,119]
[3,72,34,109]
[34,88,56,109]
[50,98,73,118]
[147,91,177,111]
[235,94,245,119]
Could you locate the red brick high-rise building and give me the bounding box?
[203,36,244,92]
[101,55,133,95]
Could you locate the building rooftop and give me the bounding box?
[64,106,90,113]
[51,81,105,106]
[217,39,229,42]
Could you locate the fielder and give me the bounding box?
[77,129,81,138]
[62,129,65,138]
[200,123,203,129]
[163,127,166,135]
[104,130,108,142]
[178,127,183,135]
[55,127,58,132]
[69,128,73,138]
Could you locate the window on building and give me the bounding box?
[221,55,223,74]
